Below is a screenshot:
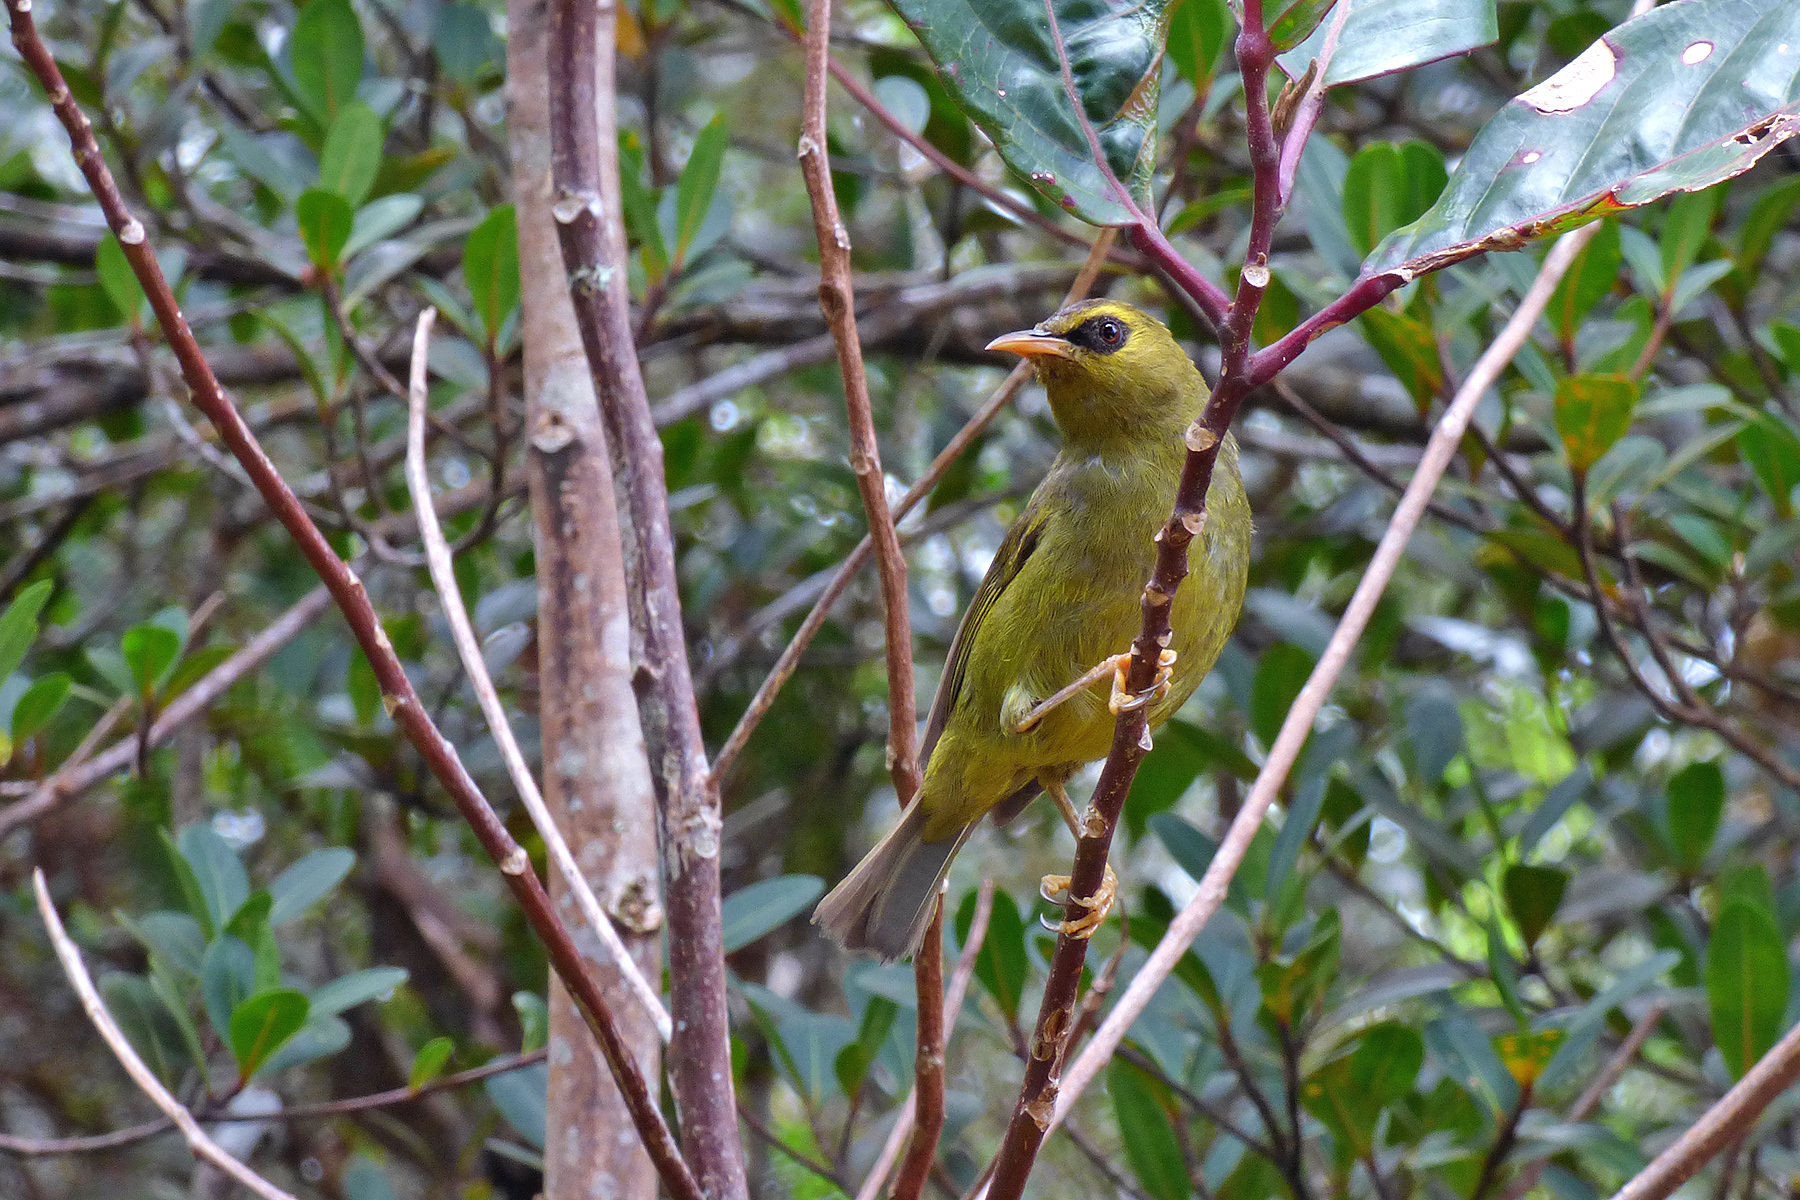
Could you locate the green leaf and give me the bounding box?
[1252,642,1314,748]
[1369,0,1800,277]
[0,580,53,685]
[201,934,256,1037]
[1666,760,1724,871]
[673,115,728,267]
[1502,863,1568,948]
[1358,306,1445,409]
[888,0,1169,225]
[1109,1058,1189,1200]
[126,910,206,979]
[513,991,549,1053]
[100,973,190,1085]
[1738,412,1800,518]
[1265,0,1337,52]
[318,102,383,206]
[179,824,250,933]
[1343,140,1449,257]
[433,3,500,83]
[1736,176,1800,280]
[95,233,146,324]
[1548,219,1621,347]
[268,848,355,925]
[1707,899,1788,1078]
[1404,682,1464,785]
[463,205,521,343]
[10,672,69,742]
[1555,373,1639,477]
[296,188,355,269]
[341,193,424,262]
[619,133,669,283]
[486,1062,549,1150]
[958,888,1027,1023]
[289,0,364,125]
[229,987,310,1078]
[1165,0,1227,86]
[311,966,409,1015]
[1277,0,1499,89]
[720,875,824,953]
[121,623,181,697]
[1660,186,1721,286]
[409,1036,454,1088]
[262,1013,353,1075]
[223,890,273,948]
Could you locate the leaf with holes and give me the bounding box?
[1369,0,1800,278]
[887,0,1169,224]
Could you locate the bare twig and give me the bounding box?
[1,11,700,1197]
[856,878,995,1200]
[1041,221,1610,1150]
[403,309,672,1042]
[32,869,298,1200]
[543,0,743,1191]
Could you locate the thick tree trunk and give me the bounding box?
[506,5,664,1197]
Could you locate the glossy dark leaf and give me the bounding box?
[1277,0,1499,89]
[1370,0,1800,278]
[888,0,1169,224]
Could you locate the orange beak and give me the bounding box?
[985,329,1073,359]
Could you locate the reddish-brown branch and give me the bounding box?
[797,0,920,806]
[894,904,945,1200]
[542,0,745,1194]
[0,9,700,1199]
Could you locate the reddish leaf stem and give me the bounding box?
[0,5,699,1197]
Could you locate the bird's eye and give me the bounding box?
[1097,319,1123,346]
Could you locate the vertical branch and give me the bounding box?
[795,0,920,806]
[506,0,670,1188]
[894,901,944,1200]
[1,6,701,1197]
[543,0,747,1195]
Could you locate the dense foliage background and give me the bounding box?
[1,0,1799,1195]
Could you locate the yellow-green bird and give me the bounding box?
[814,299,1252,961]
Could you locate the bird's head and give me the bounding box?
[986,300,1201,448]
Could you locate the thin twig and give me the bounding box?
[31,870,298,1200]
[1,11,701,1197]
[855,878,995,1200]
[402,309,672,1042]
[1042,221,1611,1151]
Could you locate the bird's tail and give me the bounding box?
[813,802,971,963]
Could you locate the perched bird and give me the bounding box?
[814,299,1252,961]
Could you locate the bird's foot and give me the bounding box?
[1108,648,1178,715]
[1008,654,1130,735]
[1040,864,1118,939]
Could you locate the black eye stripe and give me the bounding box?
[1063,314,1130,354]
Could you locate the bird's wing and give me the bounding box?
[920,497,1048,766]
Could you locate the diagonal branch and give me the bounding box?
[402,309,673,1042]
[32,869,298,1200]
[0,9,700,1198]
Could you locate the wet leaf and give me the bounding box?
[1370,0,1800,278]
[889,0,1170,224]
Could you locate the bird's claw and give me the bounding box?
[1039,864,1118,939]
[1108,648,1178,715]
